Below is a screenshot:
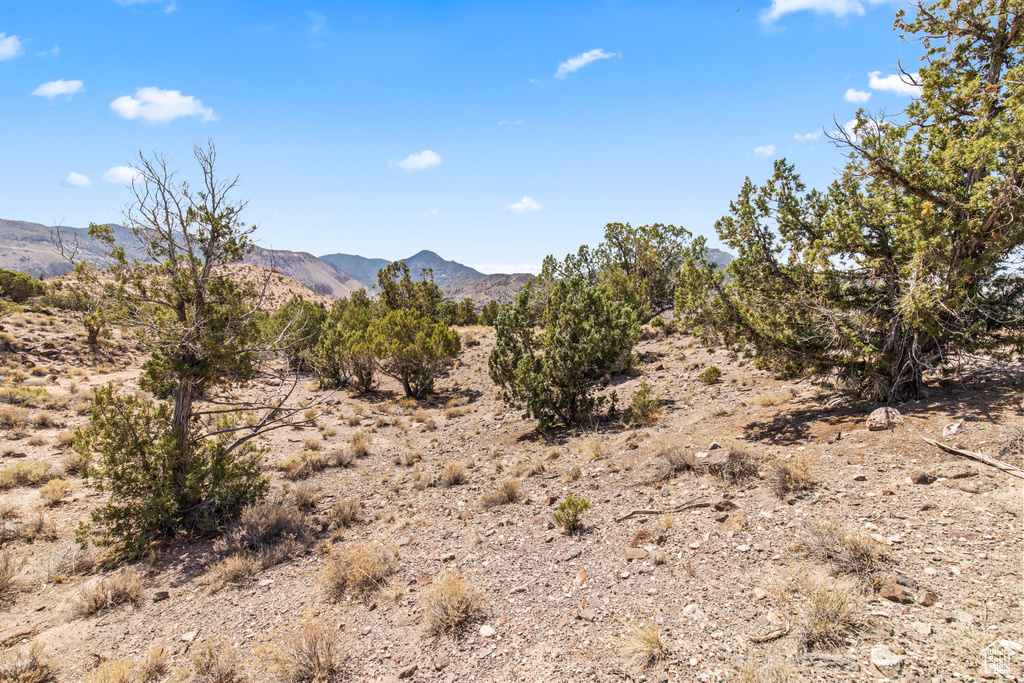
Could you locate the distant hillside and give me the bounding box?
[443,273,534,306]
[707,248,733,270]
[319,250,485,289]
[245,249,364,299]
[0,218,147,278]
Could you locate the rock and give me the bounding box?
[624,547,649,561]
[878,576,915,604]
[911,472,936,485]
[545,495,558,506]
[152,590,170,602]
[800,653,861,673]
[440,552,456,563]
[714,512,729,523]
[630,530,654,547]
[866,407,903,431]
[917,590,939,607]
[911,621,932,637]
[943,422,963,437]
[870,645,906,677]
[398,664,418,679]
[181,630,199,643]
[651,549,667,565]
[958,480,993,494]
[725,512,748,531]
[573,569,587,587]
[735,544,751,552]
[259,579,274,587]
[930,463,978,479]
[479,625,496,637]
[579,609,597,622]
[560,548,582,562]
[433,655,449,671]
[853,474,867,482]
[556,615,570,628]
[712,500,737,512]
[708,442,722,451]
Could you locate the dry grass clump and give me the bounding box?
[345,414,362,427]
[73,567,145,616]
[38,478,71,506]
[800,519,887,576]
[204,553,260,593]
[19,511,57,541]
[30,411,57,428]
[749,388,796,407]
[708,448,759,485]
[302,436,322,451]
[0,548,20,597]
[440,460,467,487]
[768,453,815,499]
[654,446,697,481]
[577,436,606,460]
[319,541,399,600]
[277,450,328,480]
[511,455,544,477]
[444,406,467,419]
[612,611,670,669]
[325,498,361,534]
[45,541,95,582]
[394,446,422,467]
[292,483,319,510]
[425,569,483,634]
[190,637,248,683]
[773,569,861,652]
[327,448,354,468]
[349,430,371,457]
[480,478,520,508]
[0,642,55,683]
[54,430,77,449]
[218,503,311,568]
[0,459,54,489]
[0,404,29,428]
[265,614,343,683]
[942,625,996,671]
[999,424,1024,467]
[411,409,437,430]
[82,659,133,683]
[62,448,90,475]
[732,653,793,683]
[137,646,169,683]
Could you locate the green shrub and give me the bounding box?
[628,379,663,426]
[0,269,44,303]
[698,366,721,385]
[268,296,328,371]
[369,308,460,398]
[312,291,376,392]
[553,494,591,533]
[489,277,641,428]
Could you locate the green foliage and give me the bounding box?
[478,300,501,326]
[76,385,267,560]
[0,269,45,303]
[369,308,460,398]
[488,276,641,428]
[676,2,1024,401]
[267,296,328,371]
[376,261,442,320]
[312,290,376,392]
[553,494,590,533]
[628,379,663,426]
[457,298,479,326]
[438,300,460,326]
[698,366,721,385]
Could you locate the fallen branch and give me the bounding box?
[614,499,709,523]
[921,437,1024,481]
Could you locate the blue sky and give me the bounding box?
[1,0,922,273]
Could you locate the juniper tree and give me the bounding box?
[676,0,1024,400]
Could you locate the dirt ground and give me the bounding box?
[0,304,1021,682]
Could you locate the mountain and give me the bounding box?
[0,218,147,278]
[245,249,364,299]
[706,248,733,270]
[319,250,485,289]
[443,273,535,306]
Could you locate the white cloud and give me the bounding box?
[103,166,141,183]
[868,70,922,96]
[110,87,217,123]
[505,196,542,213]
[753,145,776,158]
[844,88,871,103]
[39,45,60,57]
[498,119,524,126]
[0,33,24,61]
[307,11,326,34]
[794,131,822,141]
[761,0,895,24]
[113,0,178,13]
[64,172,92,187]
[32,79,84,99]
[389,150,442,171]
[555,48,617,79]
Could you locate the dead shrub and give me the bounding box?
[30,411,56,428]
[795,577,861,651]
[749,388,796,407]
[0,459,54,489]
[655,446,697,481]
[83,659,132,683]
[292,483,319,510]
[344,414,362,427]
[62,448,90,475]
[444,406,467,419]
[0,404,29,428]
[480,478,520,508]
[204,553,259,593]
[325,498,360,531]
[319,541,399,600]
[218,503,311,569]
[54,430,77,449]
[328,448,354,468]
[45,542,95,581]
[999,424,1024,467]
[73,567,144,616]
[768,453,815,499]
[265,614,343,683]
[425,569,482,634]
[0,642,55,683]
[38,478,71,506]
[577,436,606,460]
[349,430,371,457]
[277,450,328,480]
[302,436,322,451]
[511,455,544,477]
[733,654,793,683]
[800,519,886,576]
[440,461,467,487]
[190,637,248,683]
[137,645,168,683]
[0,548,20,597]
[21,511,57,541]
[613,611,669,669]
[708,448,759,485]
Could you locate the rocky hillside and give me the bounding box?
[320,250,487,289]
[443,272,535,305]
[0,219,146,279]
[245,249,364,299]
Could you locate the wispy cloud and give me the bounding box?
[868,70,922,96]
[761,0,895,24]
[103,166,141,183]
[844,88,871,103]
[423,208,438,217]
[389,150,442,171]
[307,11,326,34]
[114,0,177,13]
[64,172,92,187]
[555,48,617,79]
[110,87,217,123]
[38,45,60,58]
[32,79,84,100]
[794,131,821,141]
[0,33,24,61]
[753,145,776,158]
[505,196,542,213]
[498,119,524,126]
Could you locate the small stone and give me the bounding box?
[556,615,570,628]
[708,442,722,450]
[479,625,497,638]
[712,500,737,512]
[725,512,748,531]
[545,495,558,506]
[573,568,587,587]
[870,645,906,677]
[398,664,418,679]
[433,655,450,671]
[801,653,861,673]
[878,576,914,604]
[624,547,649,561]
[753,588,767,600]
[181,630,198,643]
[714,512,729,523]
[917,590,939,607]
[579,609,597,622]
[735,544,751,552]
[942,422,963,437]
[912,471,936,485]
[853,474,867,482]
[152,590,170,602]
[911,622,932,637]
[866,407,903,431]
[259,579,274,587]
[688,541,701,549]
[440,552,456,563]
[395,536,411,547]
[560,548,582,562]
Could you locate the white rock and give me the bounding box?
[479,625,497,638]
